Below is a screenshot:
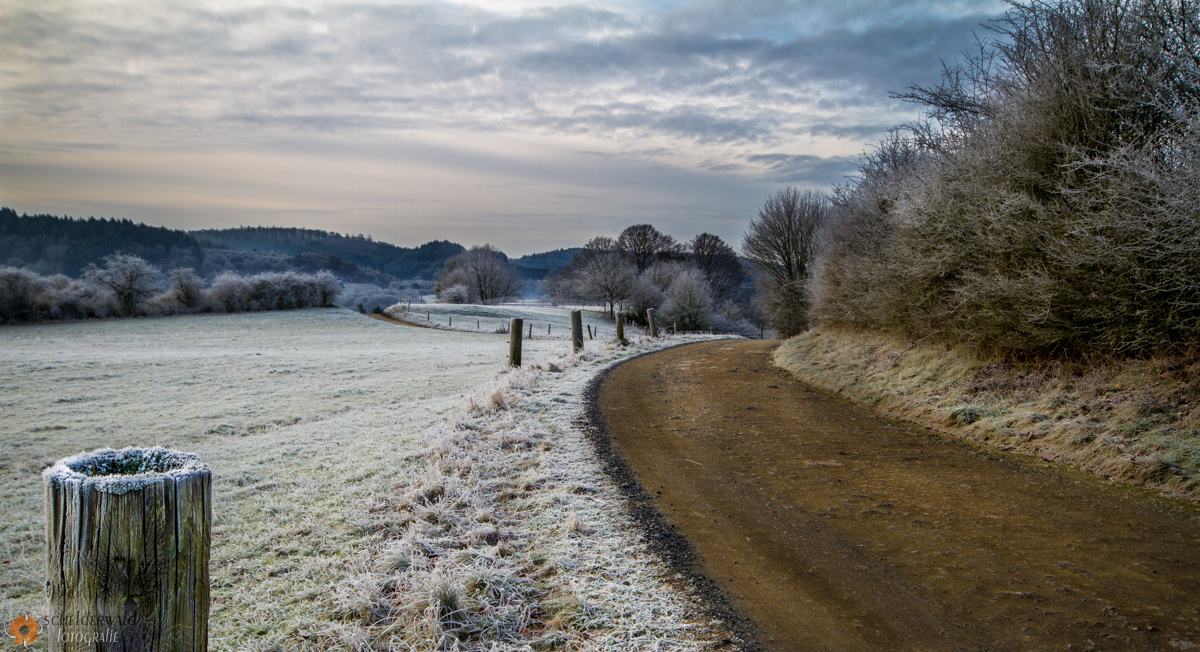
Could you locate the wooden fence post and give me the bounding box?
[616,313,625,343]
[571,310,583,353]
[528,322,532,339]
[509,318,523,366]
[647,308,658,337]
[44,447,211,652]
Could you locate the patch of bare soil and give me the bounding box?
[595,340,1200,652]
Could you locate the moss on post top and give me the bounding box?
[43,446,209,494]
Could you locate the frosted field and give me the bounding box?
[388,303,638,340]
[0,308,727,650]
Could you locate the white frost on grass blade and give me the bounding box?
[329,334,733,650]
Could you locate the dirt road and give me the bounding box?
[595,340,1200,652]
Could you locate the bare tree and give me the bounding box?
[84,253,161,316]
[742,189,829,336]
[689,233,746,304]
[436,245,523,305]
[578,251,637,315]
[618,224,680,272]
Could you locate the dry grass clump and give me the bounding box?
[776,326,1200,501]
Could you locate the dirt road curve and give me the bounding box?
[597,340,1200,652]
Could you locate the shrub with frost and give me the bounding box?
[437,284,469,304]
[661,268,713,332]
[205,272,249,313]
[0,266,46,323]
[83,253,161,317]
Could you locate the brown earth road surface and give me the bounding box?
[597,339,1200,652]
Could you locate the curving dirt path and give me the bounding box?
[596,339,1200,652]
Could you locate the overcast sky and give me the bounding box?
[0,0,1003,255]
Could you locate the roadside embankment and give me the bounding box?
[775,326,1200,502]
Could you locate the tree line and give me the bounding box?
[0,253,341,325]
[751,0,1200,355]
[541,225,760,334]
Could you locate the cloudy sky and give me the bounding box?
[0,0,1003,255]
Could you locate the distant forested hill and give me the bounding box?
[194,226,464,280]
[0,210,468,282]
[0,209,581,286]
[511,247,580,280]
[0,207,204,276]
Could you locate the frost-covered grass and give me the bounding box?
[1,307,729,650]
[776,325,1200,501]
[386,302,632,340]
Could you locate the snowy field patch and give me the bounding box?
[1,308,729,650]
[387,302,636,341]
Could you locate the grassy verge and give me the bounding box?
[774,326,1200,502]
[325,337,727,650]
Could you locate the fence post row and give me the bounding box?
[509,318,523,367]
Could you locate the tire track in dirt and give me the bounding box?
[593,339,1200,652]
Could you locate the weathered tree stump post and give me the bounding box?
[44,447,211,652]
[647,308,658,337]
[509,318,523,366]
[571,310,584,353]
[616,313,625,343]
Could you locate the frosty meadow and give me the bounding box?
[1,307,728,650]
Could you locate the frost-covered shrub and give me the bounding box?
[37,275,114,320]
[624,275,664,322]
[1,265,341,324]
[661,268,713,332]
[314,271,342,307]
[0,268,116,323]
[809,0,1200,354]
[83,253,161,317]
[438,284,469,304]
[643,261,693,293]
[204,270,339,314]
[167,268,206,311]
[205,273,249,313]
[0,266,46,323]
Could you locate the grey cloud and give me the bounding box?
[1,0,999,150]
[746,153,860,185]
